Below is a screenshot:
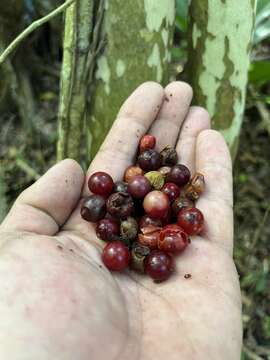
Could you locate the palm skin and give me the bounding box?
[0,82,242,360]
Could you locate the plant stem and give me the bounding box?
[0,0,75,66]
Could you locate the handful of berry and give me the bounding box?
[81,135,205,282]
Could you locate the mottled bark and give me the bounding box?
[88,0,175,158]
[57,0,104,161]
[187,0,257,155]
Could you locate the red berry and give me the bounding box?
[138,149,161,171]
[144,250,174,281]
[96,219,120,241]
[158,224,189,255]
[139,215,162,229]
[128,175,151,199]
[138,225,161,249]
[102,241,130,271]
[88,172,114,197]
[162,182,180,202]
[139,134,156,153]
[81,195,106,222]
[177,207,204,235]
[166,164,190,187]
[143,190,170,219]
[124,166,144,183]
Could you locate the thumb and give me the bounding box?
[0,159,84,236]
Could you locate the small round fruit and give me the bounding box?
[139,215,162,229]
[128,175,151,199]
[81,195,106,222]
[124,166,144,183]
[96,219,120,241]
[106,192,134,219]
[143,190,170,219]
[177,207,204,235]
[160,146,178,166]
[120,217,138,242]
[88,172,114,197]
[114,181,128,193]
[102,241,130,271]
[162,182,180,202]
[172,196,194,216]
[166,164,191,187]
[139,134,156,153]
[144,250,174,281]
[158,224,189,255]
[130,242,151,273]
[138,225,161,249]
[138,149,161,171]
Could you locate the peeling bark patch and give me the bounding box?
[116,59,126,77]
[147,43,163,82]
[96,55,111,94]
[144,0,174,31]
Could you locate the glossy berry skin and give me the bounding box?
[139,134,156,153]
[138,149,161,171]
[102,241,130,271]
[143,190,170,219]
[162,182,180,202]
[106,192,134,219]
[177,207,204,235]
[88,172,114,197]
[139,215,162,229]
[96,219,120,242]
[114,181,128,194]
[128,175,151,199]
[166,164,190,187]
[158,224,189,255]
[138,225,161,249]
[124,166,144,183]
[81,195,106,222]
[144,250,174,281]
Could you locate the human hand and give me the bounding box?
[0,82,242,360]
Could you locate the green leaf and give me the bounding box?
[249,61,270,85]
[254,18,270,44]
[175,0,188,32]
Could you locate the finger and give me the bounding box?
[195,130,233,254]
[83,82,164,196]
[148,81,193,151]
[0,159,84,236]
[64,82,164,235]
[176,106,210,174]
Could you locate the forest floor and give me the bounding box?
[0,80,270,359]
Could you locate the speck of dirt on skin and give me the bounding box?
[99,264,102,269]
[57,245,63,251]
[184,274,192,279]
[69,249,74,253]
[65,179,68,184]
[169,93,172,97]
[165,96,169,102]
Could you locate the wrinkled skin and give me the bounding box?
[0,82,242,360]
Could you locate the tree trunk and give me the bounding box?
[87,0,175,158]
[57,0,105,162]
[187,0,257,156]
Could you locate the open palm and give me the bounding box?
[0,82,242,360]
